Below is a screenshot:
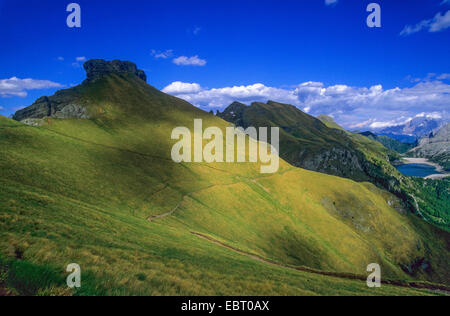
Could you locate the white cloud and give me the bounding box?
[162,80,450,129]
[368,118,412,130]
[162,81,202,94]
[173,55,207,66]
[57,57,64,61]
[400,10,450,35]
[325,0,338,6]
[76,56,86,62]
[429,10,450,31]
[163,82,297,108]
[0,77,64,98]
[151,49,174,59]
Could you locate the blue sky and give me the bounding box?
[1,0,449,129]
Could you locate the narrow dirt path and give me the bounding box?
[147,201,183,222]
[146,167,295,222]
[191,231,450,295]
[146,182,235,222]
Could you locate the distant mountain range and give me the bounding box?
[377,117,447,144]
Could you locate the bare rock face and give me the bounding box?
[12,92,88,122]
[53,104,90,119]
[216,102,247,127]
[13,96,53,121]
[411,123,450,170]
[83,59,147,83]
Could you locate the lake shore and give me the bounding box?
[401,158,450,179]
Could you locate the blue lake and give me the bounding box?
[395,163,442,178]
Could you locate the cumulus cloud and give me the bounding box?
[151,50,207,66]
[400,10,450,35]
[163,82,298,108]
[163,80,450,129]
[76,56,86,62]
[162,81,202,94]
[325,0,338,6]
[173,55,207,66]
[0,77,64,98]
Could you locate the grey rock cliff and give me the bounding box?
[83,59,147,83]
[411,123,450,169]
[13,93,87,122]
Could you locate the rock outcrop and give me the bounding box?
[411,123,450,170]
[83,59,147,83]
[216,102,247,127]
[13,94,88,122]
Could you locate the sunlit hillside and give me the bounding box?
[0,64,448,295]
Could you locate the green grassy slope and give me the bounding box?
[219,102,408,198]
[405,178,450,232]
[219,101,371,181]
[0,73,449,295]
[317,115,347,131]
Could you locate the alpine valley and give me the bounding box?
[0,60,449,296]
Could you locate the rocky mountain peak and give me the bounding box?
[83,59,147,82]
[13,59,148,123]
[217,102,247,127]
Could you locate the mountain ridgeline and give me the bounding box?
[1,59,449,295]
[359,131,415,154]
[218,102,406,195]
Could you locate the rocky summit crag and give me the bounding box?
[12,59,147,122]
[83,59,147,83]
